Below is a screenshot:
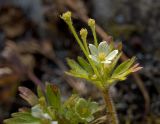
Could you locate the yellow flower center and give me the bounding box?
[98,52,106,61]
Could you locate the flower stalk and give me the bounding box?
[61,11,101,80]
[80,28,90,54]
[88,19,98,47]
[102,88,118,124]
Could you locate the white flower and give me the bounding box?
[89,41,118,64]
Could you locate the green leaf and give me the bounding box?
[65,71,89,79]
[4,119,41,124]
[75,98,98,122]
[67,59,88,73]
[112,70,131,81]
[64,94,79,108]
[46,84,61,110]
[103,52,122,80]
[88,101,99,114]
[112,57,136,77]
[37,86,44,98]
[110,52,122,71]
[67,58,89,78]
[4,112,41,124]
[77,56,93,74]
[108,42,114,53]
[75,98,91,118]
[63,95,82,124]
[12,112,31,117]
[64,109,81,124]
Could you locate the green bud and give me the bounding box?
[61,11,72,24]
[80,28,89,53]
[88,18,98,47]
[80,28,88,41]
[88,18,95,28]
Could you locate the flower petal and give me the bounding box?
[51,121,58,124]
[98,41,109,55]
[89,55,98,62]
[101,60,111,64]
[89,44,98,55]
[106,50,118,61]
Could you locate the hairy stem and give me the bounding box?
[102,88,118,124]
[67,21,101,80]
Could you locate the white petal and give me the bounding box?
[42,113,52,120]
[51,121,58,124]
[106,50,118,61]
[89,44,98,55]
[98,41,109,55]
[101,60,111,64]
[89,55,98,62]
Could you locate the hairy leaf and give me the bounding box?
[67,58,88,75]
[112,57,136,77]
[46,84,61,110]
[4,112,41,124]
[77,56,93,74]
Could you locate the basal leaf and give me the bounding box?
[46,84,61,110]
[12,112,31,117]
[75,98,97,122]
[64,94,79,108]
[4,112,41,124]
[88,101,99,114]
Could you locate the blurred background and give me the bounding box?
[0,0,160,123]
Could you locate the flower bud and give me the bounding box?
[61,11,72,24]
[88,18,95,28]
[80,28,88,40]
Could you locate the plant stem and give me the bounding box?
[102,88,118,124]
[67,22,101,80]
[82,37,90,54]
[91,27,98,47]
